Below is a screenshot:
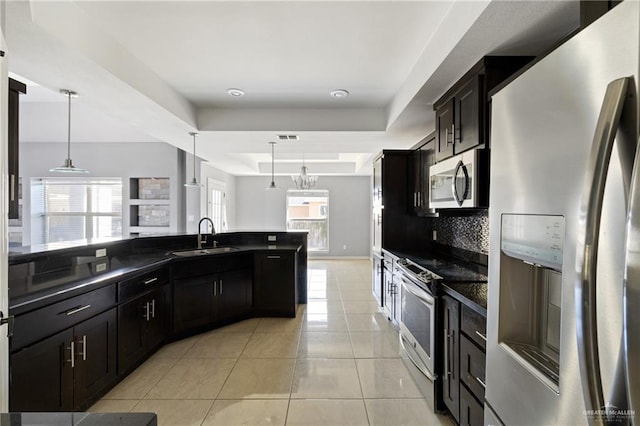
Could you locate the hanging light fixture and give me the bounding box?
[291,153,318,190]
[50,89,88,173]
[266,141,279,190]
[184,132,203,188]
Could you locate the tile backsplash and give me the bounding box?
[432,210,489,255]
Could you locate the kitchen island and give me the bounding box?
[7,231,307,412]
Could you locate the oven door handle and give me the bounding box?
[401,276,435,305]
[400,334,436,381]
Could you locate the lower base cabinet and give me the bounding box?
[10,308,117,411]
[253,253,297,317]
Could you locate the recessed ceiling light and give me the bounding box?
[226,88,245,97]
[330,89,349,98]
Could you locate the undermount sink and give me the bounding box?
[171,246,239,257]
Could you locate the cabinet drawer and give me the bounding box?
[461,305,487,350]
[460,383,485,426]
[460,334,486,401]
[12,284,116,351]
[118,266,169,302]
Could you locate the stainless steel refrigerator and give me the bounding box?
[485,1,639,424]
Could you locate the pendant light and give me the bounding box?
[50,89,89,173]
[291,153,318,189]
[184,132,203,188]
[266,141,279,190]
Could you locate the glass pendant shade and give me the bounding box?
[50,89,89,173]
[184,132,203,188]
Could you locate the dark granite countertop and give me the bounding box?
[9,242,302,315]
[0,412,156,426]
[382,248,488,313]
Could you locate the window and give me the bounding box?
[31,178,123,245]
[286,190,328,251]
[207,178,227,233]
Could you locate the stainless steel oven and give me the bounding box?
[429,150,481,208]
[397,258,441,409]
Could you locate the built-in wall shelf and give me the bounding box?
[129,177,170,235]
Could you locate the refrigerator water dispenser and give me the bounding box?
[498,214,565,391]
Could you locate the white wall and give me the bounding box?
[20,142,182,244]
[235,175,371,257]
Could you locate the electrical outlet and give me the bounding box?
[268,235,277,241]
[96,248,107,257]
[95,262,107,272]
[343,245,347,250]
[432,230,437,241]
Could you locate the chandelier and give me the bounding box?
[291,155,318,190]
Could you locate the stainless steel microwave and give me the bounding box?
[429,150,481,208]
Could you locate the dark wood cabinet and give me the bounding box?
[434,56,533,162]
[408,134,437,215]
[10,329,74,412]
[254,252,297,317]
[72,308,118,408]
[10,308,117,412]
[173,255,253,334]
[8,78,26,219]
[118,284,169,375]
[440,294,487,425]
[442,294,460,422]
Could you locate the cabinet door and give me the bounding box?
[10,329,74,412]
[459,384,484,426]
[254,253,296,317]
[408,149,421,214]
[372,208,382,253]
[371,255,383,307]
[218,269,252,323]
[173,275,216,334]
[117,296,147,375]
[442,295,460,422]
[435,99,455,162]
[373,155,383,205]
[454,77,482,154]
[73,308,117,409]
[8,79,25,219]
[146,285,170,353]
[419,138,436,214]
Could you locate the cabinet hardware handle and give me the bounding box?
[267,255,281,259]
[67,341,75,368]
[475,375,486,389]
[475,330,487,342]
[65,305,91,316]
[413,192,417,207]
[150,299,155,319]
[219,280,223,295]
[444,328,450,378]
[10,174,15,202]
[377,215,382,225]
[78,335,87,361]
[451,124,456,142]
[144,277,158,285]
[445,128,453,145]
[144,302,150,321]
[417,192,421,207]
[213,281,217,296]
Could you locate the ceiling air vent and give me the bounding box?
[278,134,299,141]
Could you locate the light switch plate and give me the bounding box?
[95,262,107,272]
[268,235,277,241]
[96,248,107,257]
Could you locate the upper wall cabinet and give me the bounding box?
[8,78,26,219]
[433,57,533,162]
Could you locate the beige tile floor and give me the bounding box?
[89,259,453,426]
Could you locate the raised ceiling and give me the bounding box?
[5,0,580,176]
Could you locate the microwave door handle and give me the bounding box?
[576,77,631,422]
[452,160,467,207]
[624,134,640,418]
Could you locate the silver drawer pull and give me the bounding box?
[475,375,486,389]
[78,335,87,361]
[267,255,281,259]
[475,330,487,342]
[67,341,75,368]
[65,305,91,316]
[144,277,158,285]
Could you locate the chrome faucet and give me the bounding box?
[197,217,216,249]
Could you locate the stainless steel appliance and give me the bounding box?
[429,150,482,209]
[397,258,442,410]
[485,2,639,424]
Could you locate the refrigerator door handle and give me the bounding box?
[623,135,640,419]
[576,77,631,423]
